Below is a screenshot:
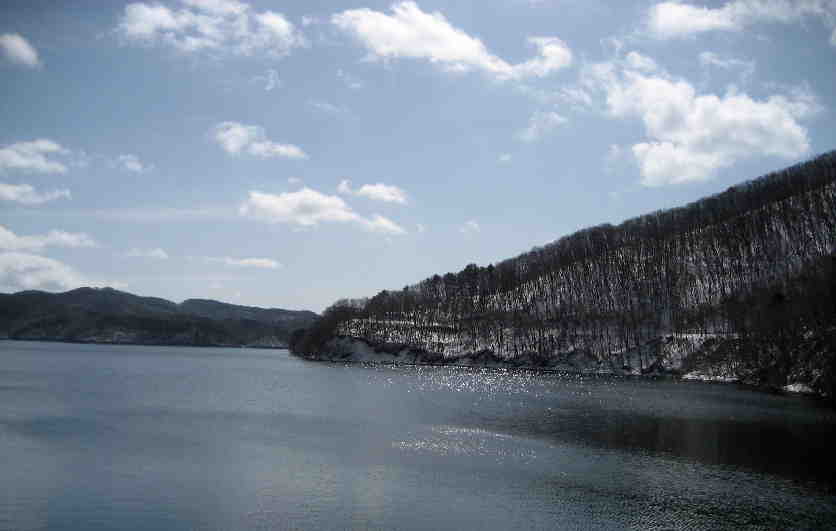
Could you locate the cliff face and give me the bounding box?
[0,288,318,347]
[293,152,836,399]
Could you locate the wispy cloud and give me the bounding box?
[517,111,567,142]
[337,69,364,89]
[205,256,282,269]
[116,154,152,173]
[308,100,349,115]
[126,247,169,260]
[0,139,70,174]
[0,225,98,252]
[0,183,70,205]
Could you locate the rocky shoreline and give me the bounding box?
[291,335,828,398]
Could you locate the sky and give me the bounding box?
[2,0,835,313]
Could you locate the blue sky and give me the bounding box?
[2,0,835,312]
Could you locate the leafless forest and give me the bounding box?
[294,152,836,395]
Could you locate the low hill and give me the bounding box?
[0,287,318,348]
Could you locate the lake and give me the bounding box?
[1,340,835,530]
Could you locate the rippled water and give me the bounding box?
[1,340,835,530]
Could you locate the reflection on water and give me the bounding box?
[1,340,835,530]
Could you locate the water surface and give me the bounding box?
[1,340,835,530]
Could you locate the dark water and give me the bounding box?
[1,341,835,530]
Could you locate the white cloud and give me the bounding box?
[0,225,98,252]
[117,0,306,56]
[517,111,567,142]
[583,53,814,185]
[0,139,69,174]
[287,176,302,185]
[416,223,426,233]
[499,153,512,163]
[206,256,281,269]
[117,154,151,173]
[240,188,406,235]
[212,122,308,159]
[0,33,40,68]
[357,184,407,204]
[648,2,736,38]
[0,183,70,205]
[460,220,480,234]
[648,0,836,44]
[337,180,408,204]
[126,247,169,259]
[0,252,89,292]
[332,2,571,81]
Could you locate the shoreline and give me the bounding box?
[291,335,827,399]
[0,337,288,350]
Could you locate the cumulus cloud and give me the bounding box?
[0,33,40,68]
[499,153,512,163]
[0,183,70,205]
[648,0,836,44]
[0,225,97,253]
[117,0,306,56]
[205,256,281,268]
[240,188,406,235]
[517,111,567,142]
[126,247,169,259]
[460,220,480,234]
[0,252,90,292]
[583,53,815,185]
[212,122,307,159]
[117,154,151,173]
[337,180,408,204]
[0,139,69,174]
[332,2,571,81]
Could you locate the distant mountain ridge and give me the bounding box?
[0,287,318,347]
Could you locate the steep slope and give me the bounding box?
[292,151,836,397]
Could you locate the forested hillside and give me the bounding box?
[0,288,317,347]
[293,152,836,397]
